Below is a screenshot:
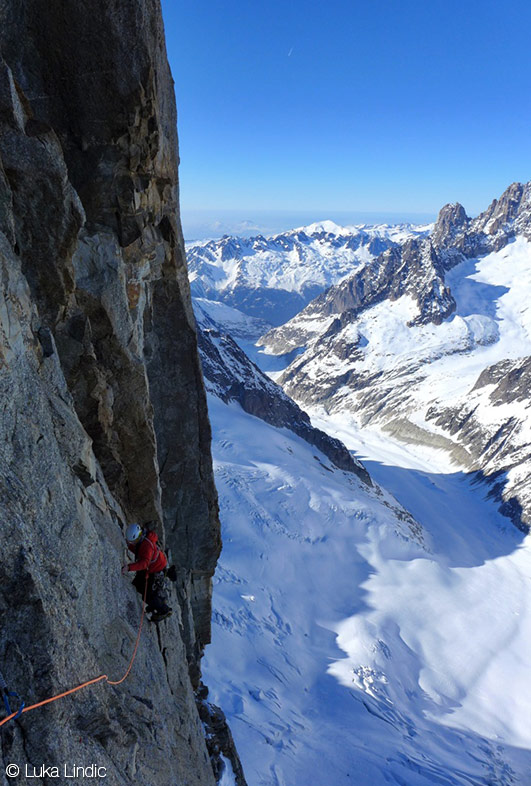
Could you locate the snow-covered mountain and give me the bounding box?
[187,222,431,326]
[260,182,531,530]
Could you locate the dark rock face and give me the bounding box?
[0,2,229,783]
[197,685,247,786]
[431,202,470,255]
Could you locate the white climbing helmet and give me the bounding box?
[125,523,143,544]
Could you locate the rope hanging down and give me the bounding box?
[0,574,148,729]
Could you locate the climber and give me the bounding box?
[121,524,173,623]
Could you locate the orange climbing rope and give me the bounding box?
[0,574,148,729]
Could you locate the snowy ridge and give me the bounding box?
[187,222,430,325]
[301,219,433,243]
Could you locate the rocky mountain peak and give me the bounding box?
[473,181,531,241]
[431,202,469,249]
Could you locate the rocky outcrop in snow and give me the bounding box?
[432,182,531,261]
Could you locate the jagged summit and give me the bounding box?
[432,182,531,257]
[431,202,470,249]
[473,180,531,241]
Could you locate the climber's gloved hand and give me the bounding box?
[121,565,129,576]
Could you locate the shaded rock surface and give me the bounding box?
[0,1,235,783]
[197,685,247,786]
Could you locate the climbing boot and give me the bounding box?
[150,609,173,623]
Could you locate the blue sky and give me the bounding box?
[161,0,531,237]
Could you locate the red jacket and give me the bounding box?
[127,531,167,574]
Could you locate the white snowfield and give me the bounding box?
[219,755,238,786]
[315,417,531,749]
[202,394,531,786]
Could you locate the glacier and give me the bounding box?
[202,394,531,785]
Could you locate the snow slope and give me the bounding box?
[203,395,531,786]
[194,296,272,342]
[314,414,531,750]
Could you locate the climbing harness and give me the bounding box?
[0,574,148,729]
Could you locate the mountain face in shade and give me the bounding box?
[194,305,371,485]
